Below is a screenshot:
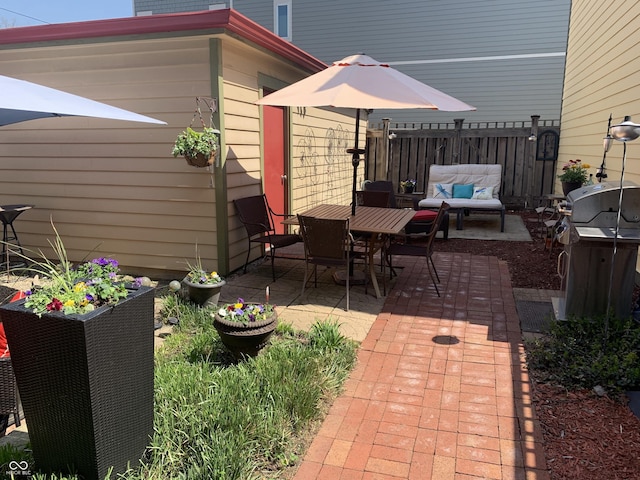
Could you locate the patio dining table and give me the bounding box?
[284,204,416,298]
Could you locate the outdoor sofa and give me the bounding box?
[417,164,505,232]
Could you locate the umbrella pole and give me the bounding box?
[347,108,366,216]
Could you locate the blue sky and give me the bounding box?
[0,1,132,27]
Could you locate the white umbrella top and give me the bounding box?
[256,54,475,111]
[0,74,166,127]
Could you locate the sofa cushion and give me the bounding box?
[412,210,437,222]
[432,183,453,199]
[453,183,474,199]
[426,164,502,200]
[418,197,503,209]
[471,186,494,200]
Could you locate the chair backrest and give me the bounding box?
[356,190,390,208]
[425,202,450,253]
[233,194,275,238]
[364,180,397,208]
[298,215,350,263]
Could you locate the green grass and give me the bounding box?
[0,295,358,480]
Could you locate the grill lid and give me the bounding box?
[563,181,640,227]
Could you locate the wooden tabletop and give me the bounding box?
[284,204,416,235]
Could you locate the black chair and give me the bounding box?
[356,190,391,208]
[298,215,356,311]
[364,181,397,208]
[387,202,450,297]
[364,181,448,239]
[233,195,301,281]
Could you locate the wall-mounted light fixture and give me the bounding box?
[528,133,537,141]
[388,132,397,140]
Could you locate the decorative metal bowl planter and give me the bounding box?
[213,309,278,358]
[0,286,155,480]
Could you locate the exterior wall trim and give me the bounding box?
[0,9,326,74]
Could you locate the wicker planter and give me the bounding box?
[0,286,155,480]
[183,277,226,307]
[213,310,278,358]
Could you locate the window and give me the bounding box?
[274,1,292,41]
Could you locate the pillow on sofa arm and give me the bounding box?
[453,183,474,199]
[471,186,494,200]
[432,183,453,199]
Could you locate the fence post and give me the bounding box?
[526,115,540,208]
[453,119,464,164]
[382,118,391,180]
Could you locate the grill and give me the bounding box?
[554,181,640,319]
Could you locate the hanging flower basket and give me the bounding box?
[184,149,218,168]
[172,97,221,168]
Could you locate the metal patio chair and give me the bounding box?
[298,215,356,311]
[233,194,301,281]
[387,202,450,297]
[356,190,391,208]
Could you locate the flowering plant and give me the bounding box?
[216,298,274,325]
[5,221,132,317]
[558,159,590,184]
[184,248,224,285]
[400,179,417,189]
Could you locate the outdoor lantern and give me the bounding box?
[603,134,613,152]
[610,115,640,142]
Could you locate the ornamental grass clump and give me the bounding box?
[558,158,590,184]
[184,245,224,285]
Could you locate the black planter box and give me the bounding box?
[0,286,155,480]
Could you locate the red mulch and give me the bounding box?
[436,210,640,480]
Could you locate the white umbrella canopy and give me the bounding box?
[256,54,475,213]
[0,74,166,126]
[256,53,475,111]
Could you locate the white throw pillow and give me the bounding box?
[471,186,494,200]
[432,183,453,199]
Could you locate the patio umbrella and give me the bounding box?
[256,54,475,214]
[0,74,166,126]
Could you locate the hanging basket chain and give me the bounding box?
[189,96,218,130]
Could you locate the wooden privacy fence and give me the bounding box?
[364,116,560,209]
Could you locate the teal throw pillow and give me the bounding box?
[453,183,474,199]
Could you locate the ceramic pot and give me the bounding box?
[561,181,582,196]
[213,310,278,358]
[183,277,226,307]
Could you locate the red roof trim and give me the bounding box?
[0,9,326,73]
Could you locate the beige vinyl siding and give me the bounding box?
[558,0,640,190]
[0,18,357,277]
[559,0,640,271]
[289,107,358,212]
[0,35,220,276]
[219,40,358,272]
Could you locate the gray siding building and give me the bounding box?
[134,0,570,125]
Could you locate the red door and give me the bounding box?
[263,104,288,234]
